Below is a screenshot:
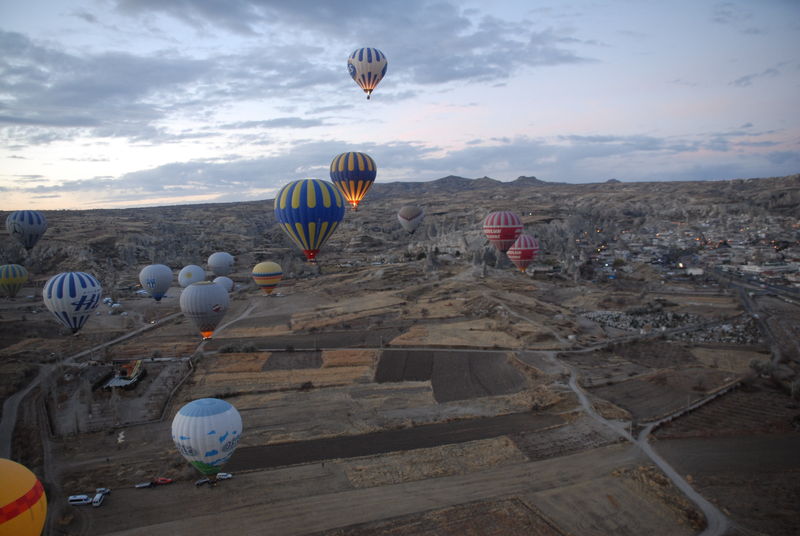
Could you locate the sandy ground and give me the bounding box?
[80,443,698,536]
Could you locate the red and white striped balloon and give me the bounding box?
[507,234,540,272]
[483,211,523,253]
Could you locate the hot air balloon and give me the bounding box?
[179,281,229,339]
[507,234,540,272]
[330,152,376,211]
[483,211,523,253]
[5,211,47,251]
[348,47,387,99]
[42,272,102,334]
[0,264,29,298]
[0,458,47,536]
[397,205,424,234]
[208,252,234,276]
[178,265,206,288]
[213,276,234,292]
[171,398,242,478]
[139,264,172,301]
[274,179,345,263]
[251,262,282,295]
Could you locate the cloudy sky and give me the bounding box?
[1,0,798,210]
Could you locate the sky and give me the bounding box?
[1,0,799,210]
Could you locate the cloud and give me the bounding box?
[219,117,326,129]
[2,2,597,152]
[112,0,595,86]
[711,2,753,24]
[730,66,781,87]
[0,29,346,147]
[4,129,798,207]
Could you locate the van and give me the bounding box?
[92,492,105,507]
[68,495,91,505]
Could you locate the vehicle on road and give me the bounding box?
[195,473,233,487]
[92,492,105,507]
[136,477,173,488]
[95,487,111,495]
[68,495,92,505]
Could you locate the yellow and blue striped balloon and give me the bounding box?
[252,261,282,295]
[0,264,29,298]
[330,152,376,211]
[274,179,345,263]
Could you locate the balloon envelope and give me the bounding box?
[5,211,47,251]
[171,398,242,477]
[179,281,229,339]
[507,234,540,272]
[483,211,523,253]
[213,276,234,292]
[348,47,387,99]
[397,205,424,234]
[330,152,376,211]
[178,265,206,288]
[42,272,102,334]
[208,252,234,276]
[252,262,282,295]
[139,264,172,301]
[274,179,345,263]
[0,264,29,298]
[0,458,47,536]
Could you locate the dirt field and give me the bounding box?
[689,345,770,374]
[4,251,795,535]
[588,368,736,421]
[76,444,684,536]
[655,434,800,536]
[313,498,566,536]
[654,380,800,438]
[375,349,527,402]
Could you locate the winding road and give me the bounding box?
[552,353,730,536]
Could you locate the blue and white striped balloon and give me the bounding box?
[42,272,102,334]
[6,210,48,250]
[171,398,242,476]
[347,47,387,99]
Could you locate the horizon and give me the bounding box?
[2,0,799,210]
[4,172,792,213]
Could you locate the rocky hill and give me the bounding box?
[1,174,798,291]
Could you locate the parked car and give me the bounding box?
[92,492,105,507]
[135,482,154,489]
[153,477,174,486]
[195,473,233,487]
[95,487,111,495]
[68,495,92,505]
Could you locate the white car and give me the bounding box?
[68,495,92,505]
[216,472,233,480]
[92,492,105,507]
